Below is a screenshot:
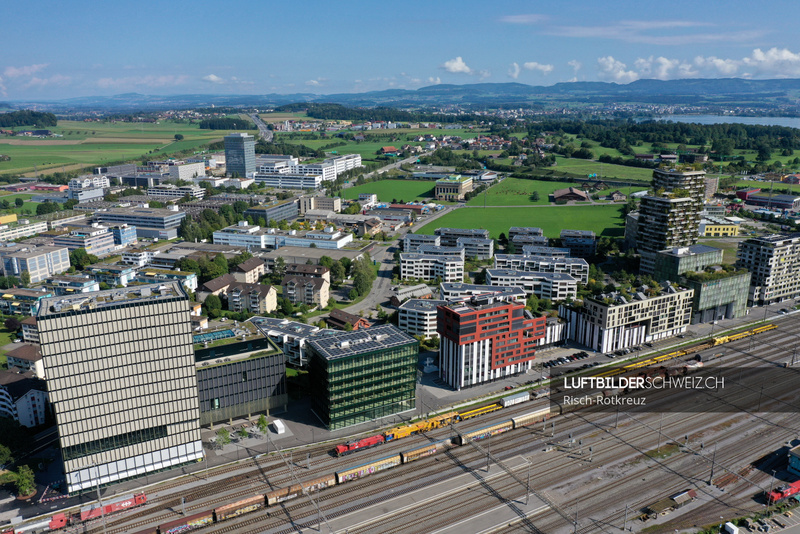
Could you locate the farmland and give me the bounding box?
[0,119,256,176]
[414,204,626,238]
[465,177,646,206]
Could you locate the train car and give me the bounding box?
[79,492,147,522]
[767,480,800,503]
[334,434,385,456]
[400,440,451,464]
[457,403,502,421]
[335,454,402,484]
[384,411,459,441]
[511,407,551,428]
[456,420,514,446]
[214,495,265,521]
[266,474,336,506]
[500,391,531,408]
[157,510,214,534]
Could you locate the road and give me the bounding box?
[249,113,273,142]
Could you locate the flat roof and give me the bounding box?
[307,324,416,361]
[37,282,184,317]
[398,299,448,312]
[657,244,721,257]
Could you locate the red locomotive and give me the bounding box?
[334,435,385,456]
[767,480,800,504]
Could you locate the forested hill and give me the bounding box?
[0,110,57,128]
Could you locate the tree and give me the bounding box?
[331,261,345,282]
[344,322,353,331]
[14,198,23,208]
[174,134,184,141]
[236,427,249,440]
[36,201,60,216]
[19,271,30,287]
[0,443,12,466]
[204,294,222,314]
[4,317,21,331]
[215,428,231,447]
[14,465,36,496]
[69,248,99,270]
[256,414,269,434]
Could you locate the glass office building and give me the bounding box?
[224,133,256,177]
[307,325,418,430]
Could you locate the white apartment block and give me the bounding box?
[736,234,800,306]
[147,184,205,200]
[485,269,578,301]
[560,283,694,353]
[169,162,206,181]
[253,173,324,190]
[397,299,448,338]
[438,283,526,302]
[122,249,159,267]
[456,237,494,260]
[494,254,589,283]
[224,177,255,189]
[400,253,464,283]
[0,220,49,242]
[324,154,362,175]
[417,244,466,261]
[69,176,110,190]
[292,162,336,182]
[403,233,440,253]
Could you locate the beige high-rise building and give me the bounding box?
[37,282,202,493]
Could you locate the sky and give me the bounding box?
[4,0,800,100]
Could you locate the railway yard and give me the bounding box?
[12,318,800,534]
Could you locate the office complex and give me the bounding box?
[653,245,723,282]
[736,234,800,305]
[438,296,546,390]
[307,325,418,430]
[37,283,203,493]
[0,245,70,284]
[93,208,186,240]
[224,133,256,177]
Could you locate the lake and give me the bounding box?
[654,115,800,129]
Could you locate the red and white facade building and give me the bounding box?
[437,296,546,390]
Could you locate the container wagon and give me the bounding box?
[266,474,336,506]
[336,455,402,484]
[214,495,265,521]
[400,440,451,464]
[456,420,514,446]
[500,391,531,408]
[511,407,551,428]
[157,510,213,533]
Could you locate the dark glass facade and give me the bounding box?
[308,333,418,430]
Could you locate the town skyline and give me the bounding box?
[4,0,800,100]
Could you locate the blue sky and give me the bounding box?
[3,0,800,100]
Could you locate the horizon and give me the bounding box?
[4,0,800,100]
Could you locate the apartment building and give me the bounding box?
[403,233,440,253]
[0,245,70,283]
[456,237,494,260]
[399,253,464,283]
[438,296,546,390]
[282,275,329,308]
[434,228,490,247]
[493,254,589,283]
[438,283,526,303]
[559,230,596,257]
[485,269,578,301]
[736,234,800,305]
[560,282,694,353]
[397,299,449,338]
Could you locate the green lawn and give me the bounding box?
[342,179,438,203]
[466,177,578,206]
[414,204,626,238]
[553,157,654,182]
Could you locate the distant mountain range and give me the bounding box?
[8,78,800,112]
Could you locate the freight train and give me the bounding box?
[595,324,777,379]
[1,493,147,534]
[334,392,523,456]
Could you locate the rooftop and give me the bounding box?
[398,299,449,312]
[308,324,416,361]
[657,244,722,257]
[37,282,185,317]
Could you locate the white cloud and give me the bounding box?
[597,56,639,83]
[693,56,739,76]
[305,79,321,87]
[4,64,48,78]
[202,74,225,84]
[24,74,71,88]
[441,57,472,74]
[633,56,694,79]
[0,76,6,97]
[498,14,547,24]
[97,75,188,89]
[427,76,442,85]
[568,60,582,73]
[477,69,491,80]
[508,62,520,79]
[741,47,800,77]
[523,61,554,75]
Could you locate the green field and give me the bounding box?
[342,180,437,203]
[0,119,256,176]
[553,157,654,182]
[0,193,37,215]
[465,177,647,207]
[414,204,626,238]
